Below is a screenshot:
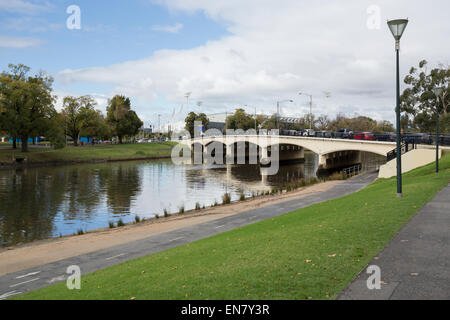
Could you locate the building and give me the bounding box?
[207,112,228,132]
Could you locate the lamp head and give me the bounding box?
[387,19,408,41]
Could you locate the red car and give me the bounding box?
[353,132,375,141]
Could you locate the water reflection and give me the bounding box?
[0,151,380,246]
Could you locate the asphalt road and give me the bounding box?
[338,183,450,300]
[0,172,378,300]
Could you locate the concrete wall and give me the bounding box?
[378,148,442,179]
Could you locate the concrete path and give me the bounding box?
[338,184,450,300]
[0,172,377,299]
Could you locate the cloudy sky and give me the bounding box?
[1,0,449,129]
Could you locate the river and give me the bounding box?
[0,151,384,246]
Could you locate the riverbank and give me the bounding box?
[0,179,342,276]
[0,142,176,169]
[13,153,450,300]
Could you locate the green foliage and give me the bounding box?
[106,95,143,144]
[0,64,57,152]
[134,216,141,223]
[222,193,231,205]
[400,60,449,132]
[226,109,257,131]
[117,219,125,227]
[184,112,210,137]
[108,221,115,229]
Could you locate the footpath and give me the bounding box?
[339,184,450,300]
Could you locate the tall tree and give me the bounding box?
[400,60,449,132]
[184,112,210,137]
[106,95,143,144]
[0,64,55,152]
[61,95,97,146]
[226,109,254,131]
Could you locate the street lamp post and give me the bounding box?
[276,100,293,131]
[299,92,313,130]
[387,18,408,198]
[432,87,444,173]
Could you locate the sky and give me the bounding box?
[0,0,449,130]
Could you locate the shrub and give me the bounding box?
[222,193,231,205]
[108,221,115,229]
[164,209,169,217]
[135,215,141,223]
[117,219,125,227]
[195,202,201,210]
[179,206,185,214]
[155,214,160,219]
[239,191,246,201]
[77,228,84,235]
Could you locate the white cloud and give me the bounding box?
[56,0,450,123]
[0,35,41,48]
[151,22,183,33]
[0,0,51,15]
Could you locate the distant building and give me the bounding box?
[207,112,228,132]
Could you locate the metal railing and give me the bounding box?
[341,163,363,178]
[386,142,417,162]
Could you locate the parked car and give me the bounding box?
[315,131,332,138]
[375,132,396,142]
[333,129,353,139]
[302,129,315,137]
[438,135,450,146]
[403,133,433,145]
[353,132,375,141]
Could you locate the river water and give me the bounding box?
[0,152,384,246]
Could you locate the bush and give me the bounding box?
[135,215,141,223]
[222,193,231,205]
[239,191,246,201]
[179,206,185,214]
[164,209,169,217]
[195,202,201,210]
[108,221,115,229]
[77,228,84,235]
[117,219,125,227]
[155,214,160,219]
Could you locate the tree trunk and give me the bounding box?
[12,137,17,149]
[21,136,29,153]
[73,134,79,147]
[119,136,123,144]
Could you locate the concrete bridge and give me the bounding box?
[180,135,396,170]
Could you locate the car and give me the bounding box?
[333,129,353,139]
[403,133,433,145]
[375,132,396,142]
[315,131,332,138]
[302,129,315,137]
[353,132,375,141]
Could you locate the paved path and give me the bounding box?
[0,173,377,299]
[339,184,450,300]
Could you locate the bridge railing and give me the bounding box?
[386,142,417,162]
[341,163,363,178]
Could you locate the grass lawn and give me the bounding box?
[0,142,176,165]
[14,153,450,300]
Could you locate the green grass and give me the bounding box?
[14,154,450,300]
[0,142,176,165]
